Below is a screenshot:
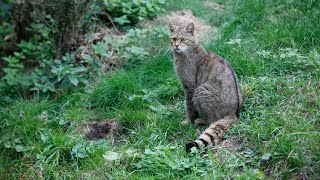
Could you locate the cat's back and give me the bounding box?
[197,52,227,84]
[194,51,242,118]
[198,52,241,98]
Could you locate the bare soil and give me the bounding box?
[138,10,218,41]
[220,136,244,151]
[84,119,124,141]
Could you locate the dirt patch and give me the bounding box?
[205,1,225,11]
[220,136,243,151]
[84,119,124,141]
[139,10,218,40]
[213,136,244,152]
[211,136,244,162]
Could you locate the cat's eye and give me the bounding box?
[170,38,177,41]
[181,38,186,41]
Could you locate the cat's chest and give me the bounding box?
[174,59,198,89]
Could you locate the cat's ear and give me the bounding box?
[169,24,176,33]
[186,22,195,35]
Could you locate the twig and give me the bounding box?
[96,12,121,34]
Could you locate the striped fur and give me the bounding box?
[169,22,242,153]
[186,115,238,152]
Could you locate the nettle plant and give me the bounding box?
[1,23,56,92]
[0,23,103,94]
[104,0,166,26]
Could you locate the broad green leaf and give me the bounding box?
[261,153,271,160]
[13,138,22,143]
[36,154,45,160]
[103,151,121,161]
[4,141,12,148]
[83,54,93,63]
[72,66,87,73]
[69,76,79,86]
[41,134,49,143]
[114,15,130,25]
[15,145,26,152]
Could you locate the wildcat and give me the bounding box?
[169,22,242,152]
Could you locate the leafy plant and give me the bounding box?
[0,7,168,94]
[135,145,212,177]
[0,23,55,93]
[4,138,31,153]
[71,140,108,159]
[31,0,95,56]
[104,0,166,26]
[0,25,105,94]
[255,48,320,75]
[121,27,169,66]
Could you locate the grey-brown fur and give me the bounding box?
[169,23,243,152]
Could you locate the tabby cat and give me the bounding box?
[169,22,242,152]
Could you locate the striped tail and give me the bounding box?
[186,115,238,153]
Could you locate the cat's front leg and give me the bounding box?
[181,90,199,125]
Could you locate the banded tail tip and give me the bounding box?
[186,141,199,153]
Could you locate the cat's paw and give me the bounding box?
[194,118,208,126]
[181,119,191,125]
[186,141,199,153]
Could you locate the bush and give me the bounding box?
[0,0,97,94]
[0,24,98,94]
[0,0,168,95]
[31,0,95,57]
[0,23,55,93]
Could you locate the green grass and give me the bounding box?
[1,0,320,179]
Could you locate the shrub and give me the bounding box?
[0,1,169,95]
[0,23,55,93]
[0,25,101,94]
[31,0,95,57]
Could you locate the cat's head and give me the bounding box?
[169,22,199,54]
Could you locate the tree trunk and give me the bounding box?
[14,0,33,43]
